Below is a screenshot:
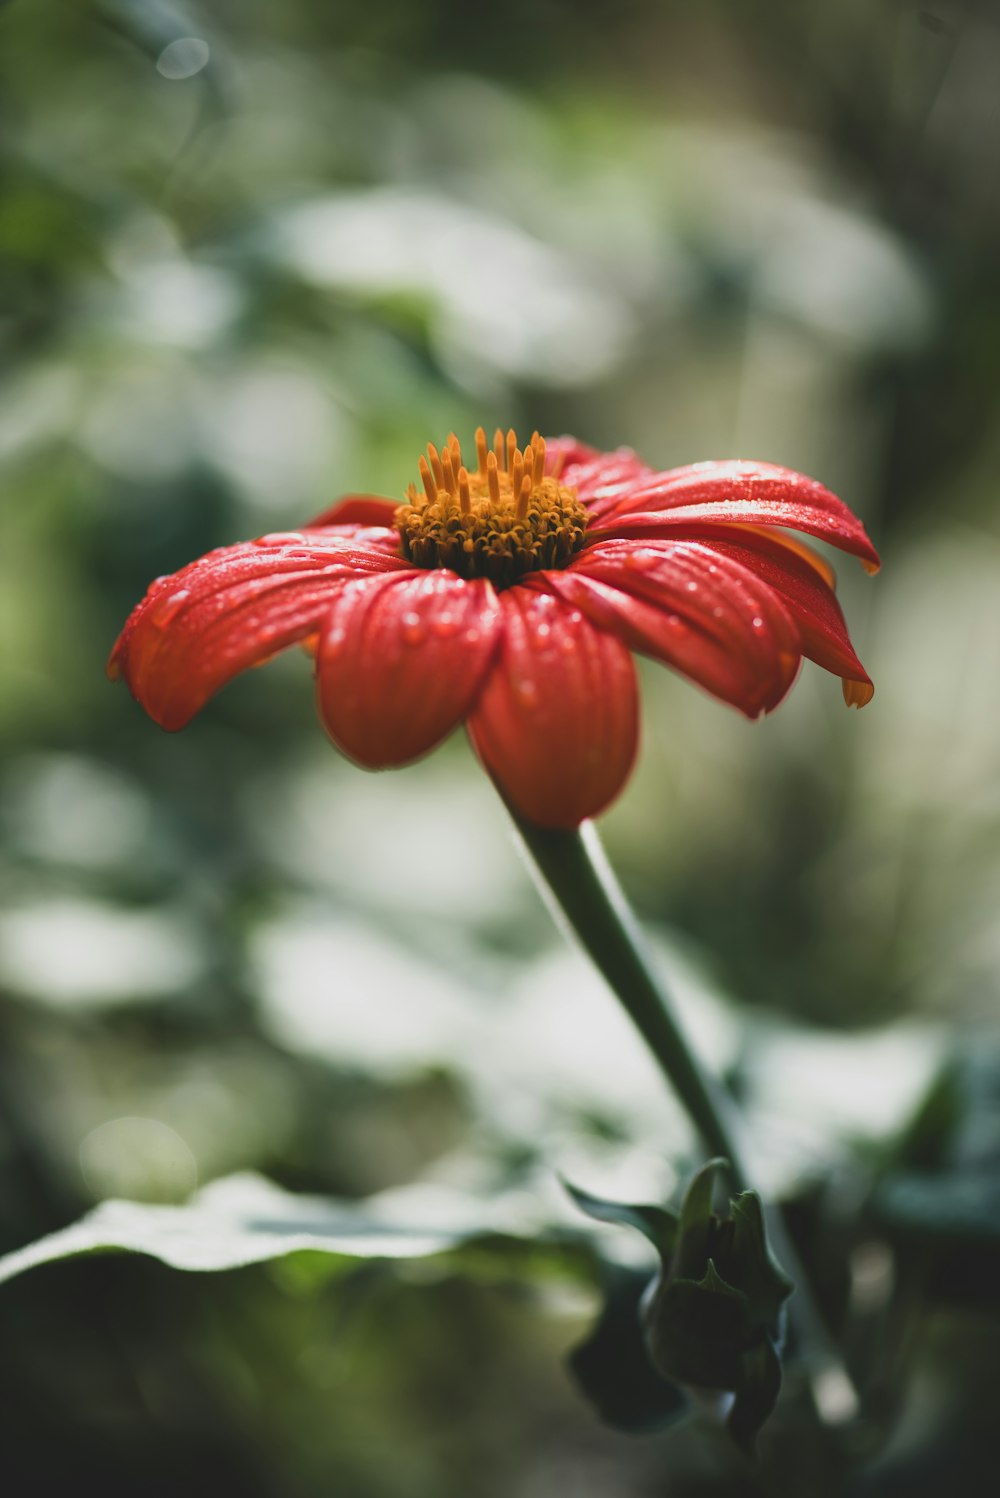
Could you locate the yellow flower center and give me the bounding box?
[394,427,589,588]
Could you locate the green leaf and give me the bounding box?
[727,1337,782,1457]
[675,1156,730,1278]
[568,1267,688,1433]
[644,1260,749,1389]
[725,1192,793,1329]
[0,1172,589,1287]
[562,1179,680,1259]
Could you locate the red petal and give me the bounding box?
[692,528,874,700]
[592,460,881,572]
[306,495,400,529]
[316,570,502,768]
[466,585,639,828]
[545,440,658,523]
[109,532,410,730]
[543,436,600,478]
[555,539,802,717]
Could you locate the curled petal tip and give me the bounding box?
[842,677,875,708]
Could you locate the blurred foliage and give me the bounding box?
[2,0,1000,1491]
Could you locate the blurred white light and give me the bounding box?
[251,909,483,1075]
[0,899,204,1007]
[79,1116,199,1202]
[2,754,152,871]
[250,755,523,922]
[117,259,240,348]
[250,900,732,1159]
[746,1023,941,1142]
[156,38,211,81]
[202,365,349,511]
[0,365,80,460]
[754,197,930,351]
[273,188,633,385]
[81,363,195,478]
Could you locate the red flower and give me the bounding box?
[109,429,879,828]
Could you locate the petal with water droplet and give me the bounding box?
[306,494,400,530]
[467,583,638,828]
[554,539,802,717]
[108,532,410,729]
[316,571,502,768]
[591,460,880,572]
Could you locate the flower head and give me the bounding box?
[109,428,879,828]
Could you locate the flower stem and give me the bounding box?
[510,813,859,1429]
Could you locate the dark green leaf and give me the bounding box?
[569,1268,687,1433]
[727,1337,782,1457]
[675,1156,730,1278]
[644,1260,749,1389]
[562,1178,679,1258]
[725,1192,793,1329]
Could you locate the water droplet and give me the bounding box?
[666,613,681,629]
[752,615,764,630]
[536,621,551,638]
[256,531,308,546]
[402,612,425,646]
[464,628,481,645]
[430,612,458,638]
[515,678,539,707]
[325,626,347,654]
[624,548,658,570]
[685,580,698,592]
[712,606,725,619]
[151,589,190,628]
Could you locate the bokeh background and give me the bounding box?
[2,1,999,1492]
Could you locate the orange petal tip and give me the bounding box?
[842,677,874,708]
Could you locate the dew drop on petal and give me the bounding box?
[430,612,457,638]
[150,589,191,628]
[464,628,481,645]
[515,678,539,707]
[624,548,658,571]
[752,615,764,630]
[536,620,551,638]
[685,580,698,592]
[257,531,309,546]
[325,626,347,654]
[402,612,425,646]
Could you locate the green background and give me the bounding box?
[2,1,999,1491]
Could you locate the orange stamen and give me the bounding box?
[441,446,457,496]
[487,451,501,505]
[427,444,445,488]
[418,456,437,505]
[533,436,546,485]
[510,449,524,502]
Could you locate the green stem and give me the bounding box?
[511,813,859,1428]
